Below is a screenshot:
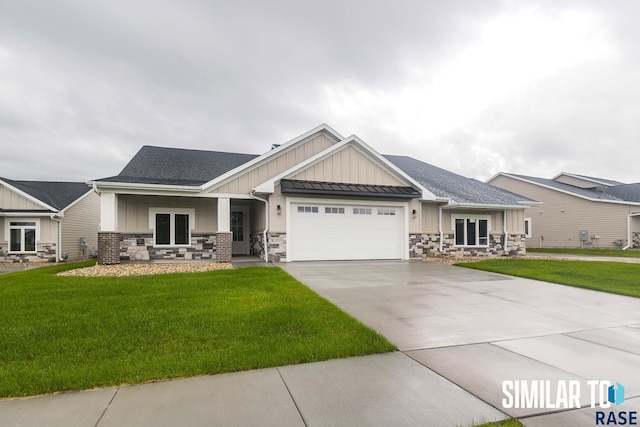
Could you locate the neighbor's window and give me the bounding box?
[454,216,489,246]
[524,218,532,238]
[150,209,193,246]
[8,220,37,253]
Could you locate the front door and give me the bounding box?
[231,208,249,255]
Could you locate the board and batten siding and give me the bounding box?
[117,195,218,233]
[209,134,335,195]
[61,191,99,260]
[490,175,637,248]
[291,145,404,186]
[0,185,44,210]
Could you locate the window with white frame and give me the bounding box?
[524,218,532,238]
[8,220,38,253]
[377,208,396,216]
[453,216,489,246]
[149,208,194,246]
[353,208,372,215]
[297,206,318,213]
[325,207,345,214]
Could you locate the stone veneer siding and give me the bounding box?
[633,232,640,249]
[409,233,526,258]
[119,232,232,262]
[251,233,265,260]
[267,233,286,262]
[0,242,57,263]
[98,232,121,265]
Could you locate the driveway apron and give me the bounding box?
[279,260,640,424]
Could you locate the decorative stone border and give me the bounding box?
[409,233,526,258]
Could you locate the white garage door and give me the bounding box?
[289,202,405,261]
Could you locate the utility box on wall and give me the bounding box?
[579,230,589,242]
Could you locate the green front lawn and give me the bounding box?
[458,259,640,298]
[528,248,640,258]
[0,262,395,398]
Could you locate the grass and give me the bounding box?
[0,262,395,398]
[528,247,640,258]
[458,258,640,298]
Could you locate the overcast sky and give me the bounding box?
[1,1,639,184]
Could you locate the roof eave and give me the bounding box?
[90,181,201,192]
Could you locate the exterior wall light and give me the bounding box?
[277,205,282,215]
[412,209,417,218]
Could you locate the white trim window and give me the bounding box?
[453,215,489,247]
[149,208,195,246]
[524,218,532,238]
[8,219,39,253]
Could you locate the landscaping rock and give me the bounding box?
[57,262,233,277]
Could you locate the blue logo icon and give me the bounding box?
[608,382,625,406]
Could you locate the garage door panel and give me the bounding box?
[290,202,404,261]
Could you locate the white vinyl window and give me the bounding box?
[149,208,195,246]
[524,218,532,238]
[453,216,489,247]
[8,220,38,253]
[325,207,345,214]
[297,206,318,213]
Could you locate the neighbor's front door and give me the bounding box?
[231,208,249,255]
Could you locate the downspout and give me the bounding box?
[251,192,269,262]
[50,214,64,262]
[438,205,444,253]
[622,213,640,250]
[92,182,101,195]
[503,210,508,254]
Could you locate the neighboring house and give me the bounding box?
[90,124,535,264]
[0,178,100,262]
[488,172,640,249]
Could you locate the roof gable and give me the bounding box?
[0,178,91,211]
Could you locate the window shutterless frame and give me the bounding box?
[148,208,195,247]
[7,219,39,253]
[452,215,490,247]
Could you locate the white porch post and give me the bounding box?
[217,197,230,232]
[216,197,232,262]
[100,192,118,231]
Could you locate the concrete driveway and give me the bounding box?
[279,260,640,424]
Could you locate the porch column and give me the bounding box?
[216,197,232,262]
[98,192,121,265]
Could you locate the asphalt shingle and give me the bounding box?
[0,178,91,211]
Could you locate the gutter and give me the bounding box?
[438,205,444,253]
[250,191,269,262]
[503,209,508,254]
[622,212,640,250]
[49,214,64,262]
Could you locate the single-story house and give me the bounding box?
[0,178,100,262]
[91,124,536,264]
[488,172,640,249]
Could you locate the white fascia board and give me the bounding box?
[498,173,640,206]
[92,181,201,192]
[199,124,344,192]
[443,202,529,210]
[0,179,58,212]
[550,172,617,187]
[0,212,57,217]
[253,135,437,201]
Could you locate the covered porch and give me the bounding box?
[97,192,267,265]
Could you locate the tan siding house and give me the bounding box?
[0,178,99,262]
[489,173,640,249]
[91,124,535,264]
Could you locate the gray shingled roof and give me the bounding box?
[96,145,537,206]
[0,178,90,211]
[384,155,536,205]
[506,173,640,203]
[97,146,259,186]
